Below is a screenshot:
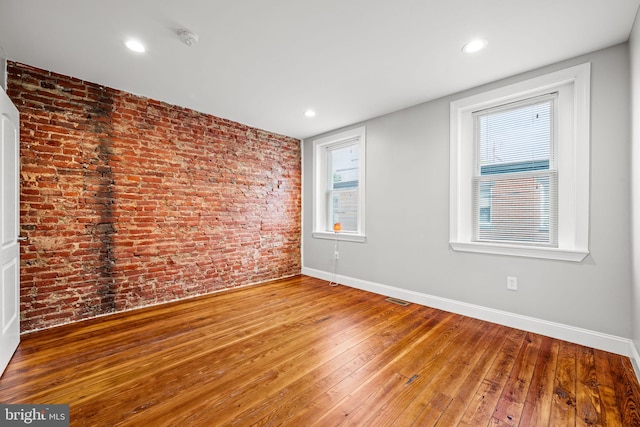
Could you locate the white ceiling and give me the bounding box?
[1,0,639,140]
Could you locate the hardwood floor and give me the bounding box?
[1,275,639,426]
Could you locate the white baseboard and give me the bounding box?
[302,267,636,359]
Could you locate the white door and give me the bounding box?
[0,86,20,377]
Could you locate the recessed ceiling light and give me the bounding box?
[304,109,316,118]
[125,39,146,53]
[462,39,487,54]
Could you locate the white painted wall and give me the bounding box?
[630,13,640,356]
[303,43,632,339]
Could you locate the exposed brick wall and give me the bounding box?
[7,62,301,332]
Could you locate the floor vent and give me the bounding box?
[385,297,410,306]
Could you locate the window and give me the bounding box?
[450,63,590,261]
[473,95,557,245]
[313,126,366,242]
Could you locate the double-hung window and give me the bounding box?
[450,63,590,261]
[313,126,366,242]
[473,95,557,246]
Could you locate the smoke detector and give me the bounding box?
[177,29,199,47]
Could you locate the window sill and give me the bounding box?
[449,241,588,262]
[313,231,367,243]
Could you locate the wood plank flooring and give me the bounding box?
[1,275,639,426]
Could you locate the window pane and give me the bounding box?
[327,143,359,232]
[329,189,358,232]
[478,99,552,174]
[474,172,557,245]
[330,144,359,189]
[479,181,493,227]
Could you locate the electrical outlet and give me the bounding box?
[506,276,518,291]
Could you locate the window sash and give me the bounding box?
[472,170,558,246]
[472,95,558,247]
[326,188,359,233]
[475,95,555,166]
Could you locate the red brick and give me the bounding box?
[9,61,301,332]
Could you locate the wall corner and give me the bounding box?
[0,45,6,90]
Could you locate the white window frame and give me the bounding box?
[450,63,590,262]
[312,126,366,242]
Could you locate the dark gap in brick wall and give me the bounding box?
[89,87,117,315]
